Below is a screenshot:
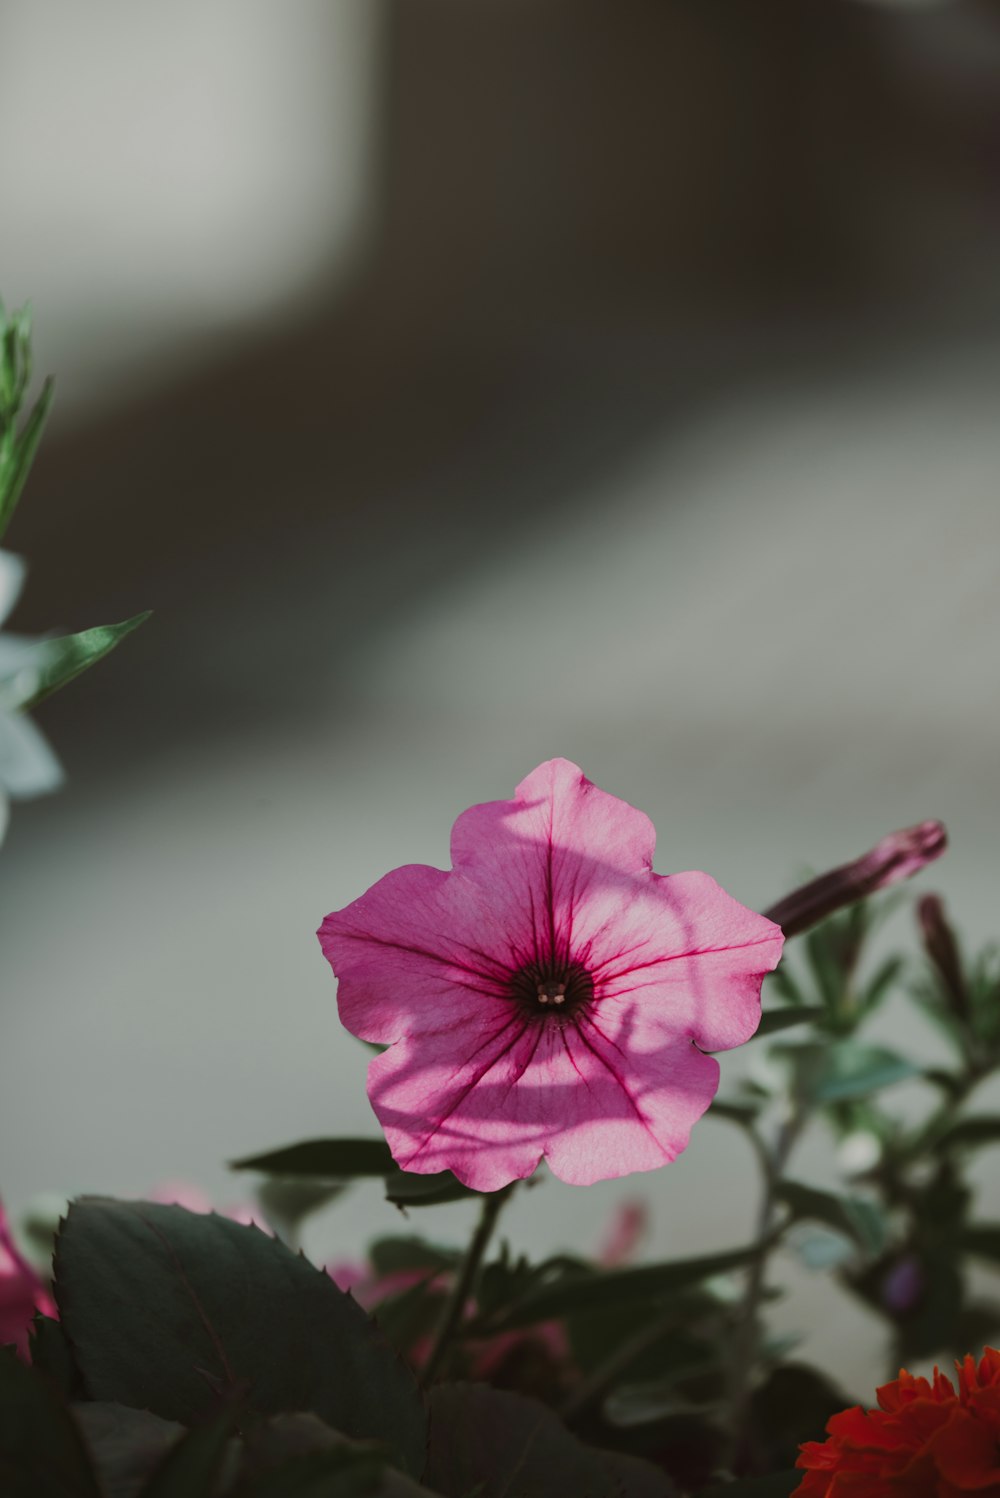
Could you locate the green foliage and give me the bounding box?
[0,1345,102,1498]
[0,299,149,729]
[135,1403,239,1498]
[233,1138,396,1177]
[753,1007,825,1039]
[776,1040,920,1105]
[253,1178,344,1245]
[72,1403,187,1498]
[424,1383,673,1497]
[234,1447,395,1497]
[54,1199,427,1478]
[474,1243,768,1332]
[384,1170,478,1208]
[29,1314,84,1399]
[746,1364,848,1474]
[0,301,53,543]
[20,613,151,709]
[696,1474,800,1497]
[368,1236,459,1278]
[232,1138,479,1209]
[775,1181,887,1258]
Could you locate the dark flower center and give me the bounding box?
[509,959,594,1019]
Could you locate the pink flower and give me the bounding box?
[318,759,782,1192]
[0,1198,56,1358]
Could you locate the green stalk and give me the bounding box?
[420,1187,511,1387]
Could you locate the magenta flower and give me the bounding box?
[0,1197,56,1358]
[318,759,783,1192]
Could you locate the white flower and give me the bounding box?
[0,549,62,842]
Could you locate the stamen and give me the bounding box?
[512,963,593,1019]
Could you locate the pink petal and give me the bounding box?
[365,1008,722,1191]
[320,864,516,1045]
[575,869,782,1052]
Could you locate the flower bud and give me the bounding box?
[917,893,968,1022]
[880,1255,924,1316]
[764,821,947,938]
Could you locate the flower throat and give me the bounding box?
[509,958,594,1019]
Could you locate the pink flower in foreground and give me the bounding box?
[0,1198,56,1358]
[319,759,783,1192]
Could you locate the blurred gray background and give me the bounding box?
[2,0,1000,1389]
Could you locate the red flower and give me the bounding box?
[795,1348,1000,1495]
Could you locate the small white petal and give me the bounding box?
[0,709,64,798]
[0,551,26,629]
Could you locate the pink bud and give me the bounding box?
[917,894,968,1021]
[764,821,947,938]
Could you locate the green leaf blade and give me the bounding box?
[754,1006,825,1039]
[777,1180,887,1257]
[0,1345,102,1498]
[23,611,151,709]
[0,377,53,542]
[231,1139,395,1178]
[54,1199,427,1478]
[137,1403,238,1498]
[479,1242,766,1331]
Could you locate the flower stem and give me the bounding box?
[421,1186,511,1387]
[723,1109,803,1472]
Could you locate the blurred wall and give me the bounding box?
[2,0,1000,1393]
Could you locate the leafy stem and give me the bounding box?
[420,1186,512,1386]
[723,1105,805,1470]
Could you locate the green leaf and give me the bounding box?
[368,1237,458,1278]
[384,1169,478,1208]
[254,1179,344,1244]
[960,1223,1000,1264]
[29,1314,84,1399]
[72,1403,185,1498]
[754,1007,824,1038]
[933,1116,1000,1155]
[776,1181,887,1257]
[603,1378,718,1427]
[0,1345,102,1498]
[776,1041,920,1104]
[370,1273,445,1359]
[708,1098,762,1127]
[424,1382,622,1497]
[231,1139,395,1178]
[236,1446,433,1497]
[592,1448,678,1497]
[477,1242,766,1331]
[21,612,151,709]
[748,1363,851,1472]
[696,1471,800,1496]
[566,1295,720,1384]
[0,378,53,541]
[861,955,904,1015]
[54,1199,427,1478]
[766,963,807,1008]
[139,1404,239,1498]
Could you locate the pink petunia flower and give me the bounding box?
[318,759,783,1192]
[0,1197,56,1358]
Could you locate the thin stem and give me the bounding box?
[722,1108,804,1472]
[558,1303,697,1423]
[420,1187,511,1387]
